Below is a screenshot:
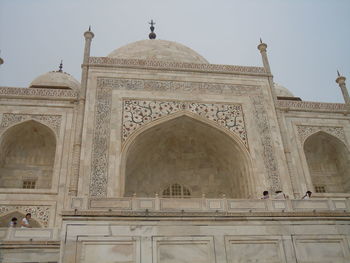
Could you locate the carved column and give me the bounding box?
[69,28,94,195]
[336,73,350,113]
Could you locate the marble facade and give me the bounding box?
[0,29,349,262]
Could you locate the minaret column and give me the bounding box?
[257,40,298,197]
[336,72,350,113]
[69,27,94,195]
[257,40,278,103]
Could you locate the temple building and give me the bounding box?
[0,24,350,262]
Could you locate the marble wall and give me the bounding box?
[61,217,350,263]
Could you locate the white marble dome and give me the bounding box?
[274,83,294,97]
[30,71,80,91]
[108,39,209,64]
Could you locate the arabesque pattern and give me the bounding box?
[122,99,247,147]
[0,113,62,135]
[297,125,347,145]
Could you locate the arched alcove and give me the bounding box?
[0,120,56,189]
[304,132,350,193]
[123,115,253,198]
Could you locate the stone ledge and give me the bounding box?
[0,240,60,248]
[61,210,350,220]
[88,57,267,76]
[76,197,350,214]
[0,86,78,100]
[277,100,347,113]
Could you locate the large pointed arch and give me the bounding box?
[0,120,57,189]
[304,131,350,193]
[120,112,254,198]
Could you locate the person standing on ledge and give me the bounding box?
[20,213,32,228]
[9,217,17,227]
[261,191,269,199]
[302,191,312,200]
[274,191,286,199]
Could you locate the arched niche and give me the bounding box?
[0,120,56,189]
[304,131,350,193]
[122,114,253,198]
[0,211,41,228]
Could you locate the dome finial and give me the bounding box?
[58,60,63,72]
[148,19,156,39]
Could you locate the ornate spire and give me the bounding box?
[335,70,350,113]
[58,60,63,72]
[148,19,156,39]
[0,50,3,65]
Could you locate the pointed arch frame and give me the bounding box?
[0,119,59,191]
[301,130,350,194]
[119,111,255,198]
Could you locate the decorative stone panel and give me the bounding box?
[277,100,346,112]
[0,86,78,98]
[90,87,112,197]
[89,57,266,75]
[0,205,50,227]
[297,125,347,145]
[90,78,281,196]
[0,113,62,136]
[122,99,247,147]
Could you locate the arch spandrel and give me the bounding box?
[297,125,348,147]
[303,130,349,150]
[120,114,254,199]
[122,99,248,149]
[0,113,62,138]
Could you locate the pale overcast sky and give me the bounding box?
[0,0,349,102]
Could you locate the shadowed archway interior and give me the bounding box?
[304,132,350,193]
[0,121,56,189]
[124,116,252,198]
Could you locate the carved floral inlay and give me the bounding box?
[297,125,347,145]
[0,205,50,227]
[90,78,281,196]
[0,113,62,135]
[122,100,247,147]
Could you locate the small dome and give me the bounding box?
[274,83,294,97]
[30,71,80,90]
[108,39,209,64]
